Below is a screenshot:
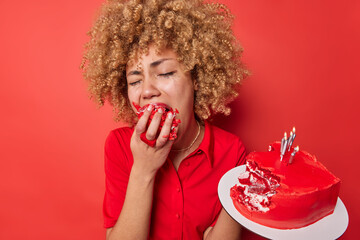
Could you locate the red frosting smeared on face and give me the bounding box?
[133,102,181,147]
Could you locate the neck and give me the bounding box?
[171,118,201,151]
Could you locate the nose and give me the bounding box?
[141,76,161,100]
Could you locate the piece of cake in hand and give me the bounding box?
[230,128,341,229]
[133,102,181,147]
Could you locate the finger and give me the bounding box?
[145,107,164,140]
[135,104,153,136]
[168,125,178,141]
[165,126,178,148]
[156,112,174,147]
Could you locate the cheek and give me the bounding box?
[127,86,141,99]
[127,88,140,111]
[177,78,194,100]
[163,78,193,99]
[169,79,195,110]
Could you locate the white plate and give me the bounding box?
[218,165,349,240]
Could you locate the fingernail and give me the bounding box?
[147,105,153,111]
[158,108,163,114]
[167,112,173,119]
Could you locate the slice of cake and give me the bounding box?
[230,130,341,229]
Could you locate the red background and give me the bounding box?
[0,0,359,239]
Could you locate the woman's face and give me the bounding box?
[126,45,195,127]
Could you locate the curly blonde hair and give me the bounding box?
[81,0,248,124]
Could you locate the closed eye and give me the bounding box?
[158,71,176,77]
[128,80,141,86]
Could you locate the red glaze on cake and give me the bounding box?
[133,102,181,147]
[230,142,341,229]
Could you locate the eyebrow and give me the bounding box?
[127,58,174,77]
[150,58,173,67]
[127,70,142,77]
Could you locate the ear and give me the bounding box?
[193,80,199,90]
[190,66,198,90]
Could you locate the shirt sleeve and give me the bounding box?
[210,200,222,227]
[103,129,131,228]
[236,138,247,166]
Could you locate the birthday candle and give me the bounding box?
[280,132,287,161]
[287,131,293,151]
[288,127,296,151]
[288,146,299,164]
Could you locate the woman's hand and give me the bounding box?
[203,208,242,240]
[130,104,176,178]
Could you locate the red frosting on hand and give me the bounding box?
[133,102,181,147]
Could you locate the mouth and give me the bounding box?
[132,101,181,146]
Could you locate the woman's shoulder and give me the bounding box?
[108,126,134,137]
[104,127,134,174]
[206,122,247,165]
[207,122,242,143]
[105,126,134,148]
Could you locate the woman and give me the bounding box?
[81,0,248,239]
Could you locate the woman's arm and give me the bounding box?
[106,165,156,240]
[106,106,175,240]
[203,208,242,240]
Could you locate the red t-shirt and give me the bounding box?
[103,121,246,239]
